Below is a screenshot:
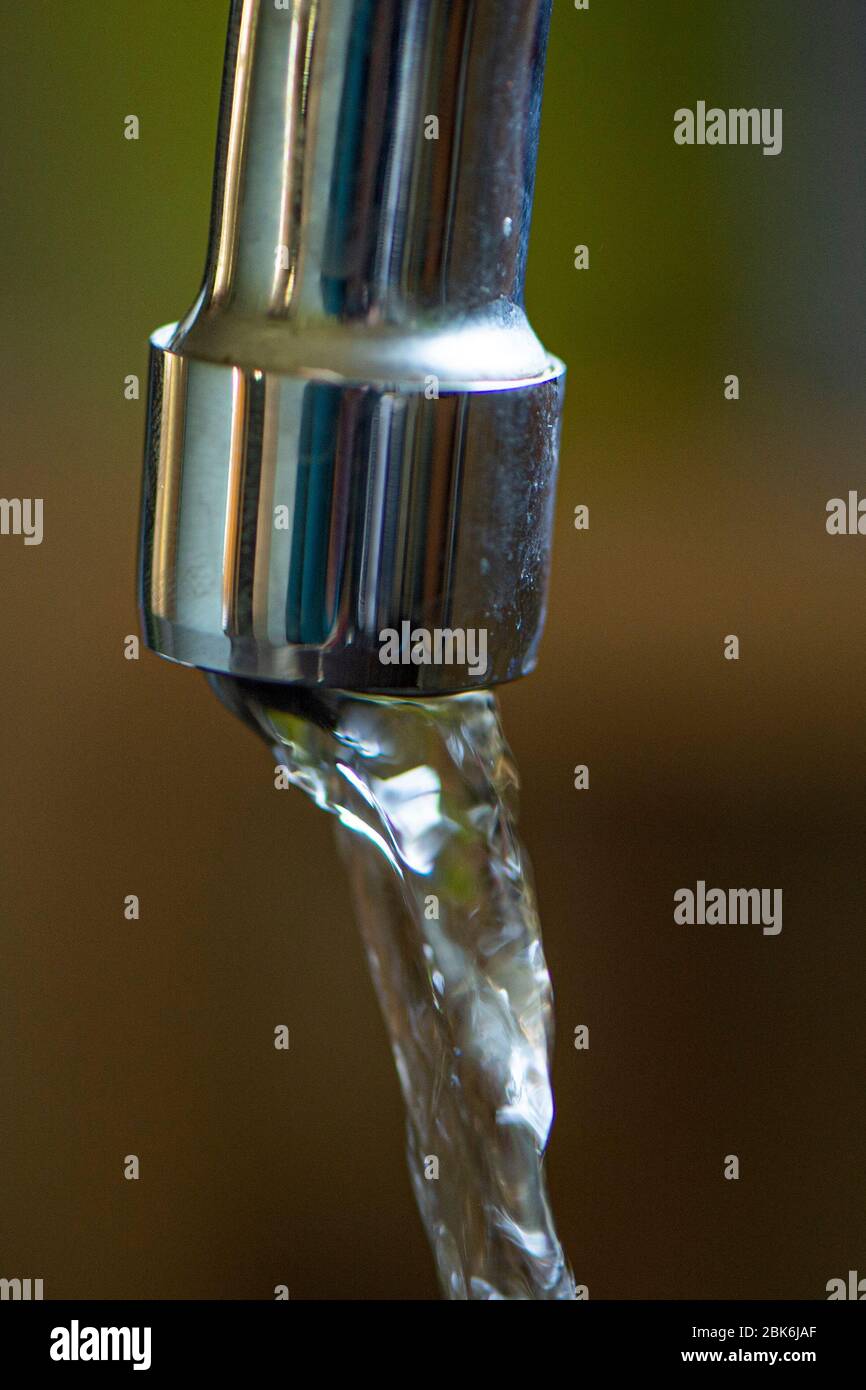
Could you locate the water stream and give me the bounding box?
[212,678,574,1301]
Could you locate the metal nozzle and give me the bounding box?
[139,0,564,693]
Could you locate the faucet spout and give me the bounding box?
[139,0,564,692]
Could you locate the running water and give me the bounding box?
[212,679,574,1301]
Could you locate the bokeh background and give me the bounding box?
[2,0,865,1298]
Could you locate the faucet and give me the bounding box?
[138,0,564,694]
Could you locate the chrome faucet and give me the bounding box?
[139,0,564,693]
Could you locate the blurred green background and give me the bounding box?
[1,0,865,1298]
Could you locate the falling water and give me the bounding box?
[212,678,574,1301]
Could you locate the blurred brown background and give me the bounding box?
[1,0,865,1298]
